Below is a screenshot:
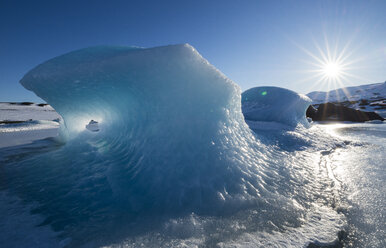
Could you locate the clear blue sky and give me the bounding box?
[1,0,385,102]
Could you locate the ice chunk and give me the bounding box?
[242,86,311,127]
[85,120,99,132]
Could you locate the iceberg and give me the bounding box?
[242,86,311,128]
[20,44,282,215]
[13,44,344,247]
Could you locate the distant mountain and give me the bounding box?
[307,82,386,117]
[307,82,386,103]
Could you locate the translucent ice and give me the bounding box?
[242,86,311,127]
[20,44,279,215]
[14,44,343,247]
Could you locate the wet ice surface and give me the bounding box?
[0,191,64,248]
[0,120,384,247]
[319,123,386,247]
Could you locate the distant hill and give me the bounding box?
[0,102,60,122]
[307,82,386,117]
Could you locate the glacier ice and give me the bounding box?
[11,44,344,246]
[242,86,311,128]
[20,44,285,216]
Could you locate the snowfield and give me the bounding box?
[307,82,386,117]
[0,102,60,122]
[0,103,60,148]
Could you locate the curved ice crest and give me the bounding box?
[20,44,281,215]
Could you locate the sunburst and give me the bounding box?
[293,34,368,102]
[322,61,342,79]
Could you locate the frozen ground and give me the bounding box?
[0,100,384,247]
[317,122,386,247]
[1,119,384,247]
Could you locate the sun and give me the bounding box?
[323,61,342,79]
[293,35,362,93]
[290,34,368,102]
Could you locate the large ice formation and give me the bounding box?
[242,86,311,127]
[14,44,344,247]
[20,44,280,214]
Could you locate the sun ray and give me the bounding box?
[296,32,372,96]
[290,30,372,96]
[291,38,327,65]
[323,33,332,62]
[312,37,329,64]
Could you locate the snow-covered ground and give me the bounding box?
[307,82,386,117]
[0,102,60,122]
[0,103,60,148]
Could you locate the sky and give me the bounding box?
[0,0,385,102]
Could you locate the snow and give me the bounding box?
[0,122,59,148]
[242,86,311,128]
[85,120,99,132]
[0,102,60,122]
[0,103,60,148]
[307,82,386,104]
[307,82,386,118]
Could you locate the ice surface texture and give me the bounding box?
[15,44,343,246]
[242,86,311,128]
[20,44,284,216]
